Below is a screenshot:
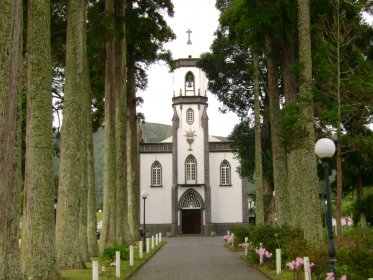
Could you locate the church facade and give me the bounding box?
[139,56,248,236]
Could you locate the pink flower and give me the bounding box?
[340,275,347,280]
[286,257,304,271]
[325,272,335,280]
[255,247,272,260]
[223,234,235,245]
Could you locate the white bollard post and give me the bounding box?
[146,238,150,254]
[276,249,281,275]
[259,242,263,265]
[129,245,134,266]
[244,237,248,256]
[139,240,143,259]
[151,235,155,249]
[303,257,311,280]
[92,261,99,280]
[156,233,159,246]
[115,251,120,278]
[159,232,162,242]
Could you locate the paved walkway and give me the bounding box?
[129,235,269,280]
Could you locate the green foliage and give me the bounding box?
[229,224,247,246]
[246,250,259,264]
[279,103,307,151]
[230,224,304,263]
[337,244,373,280]
[228,121,255,180]
[352,193,373,226]
[307,246,329,280]
[228,120,273,183]
[100,245,129,262]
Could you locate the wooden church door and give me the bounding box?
[182,209,201,234]
[179,190,203,234]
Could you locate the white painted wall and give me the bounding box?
[209,152,243,223]
[139,153,173,224]
[176,103,206,184]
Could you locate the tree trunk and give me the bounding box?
[265,35,289,226]
[114,0,128,245]
[78,0,91,261]
[55,0,87,268]
[253,52,264,225]
[0,1,22,279]
[335,0,343,240]
[282,41,297,104]
[282,40,304,229]
[101,0,117,250]
[87,124,98,257]
[21,0,60,278]
[126,29,140,242]
[336,141,342,239]
[298,0,323,244]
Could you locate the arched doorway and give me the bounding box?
[179,189,203,234]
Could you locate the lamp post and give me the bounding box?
[315,138,336,276]
[141,190,149,252]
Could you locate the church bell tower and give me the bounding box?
[170,29,212,234]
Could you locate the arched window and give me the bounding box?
[185,71,194,91]
[186,108,194,125]
[185,155,197,184]
[151,161,162,187]
[220,160,231,186]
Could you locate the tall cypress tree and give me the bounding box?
[55,0,88,268]
[297,0,323,244]
[114,0,128,245]
[100,0,117,250]
[0,1,22,279]
[21,0,60,278]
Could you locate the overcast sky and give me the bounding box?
[138,0,240,137]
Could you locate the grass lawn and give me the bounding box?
[257,266,296,280]
[61,240,165,280]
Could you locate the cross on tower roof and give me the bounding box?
[186,29,192,45]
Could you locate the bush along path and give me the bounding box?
[61,233,165,280]
[224,225,373,280]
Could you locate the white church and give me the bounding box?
[139,48,248,236]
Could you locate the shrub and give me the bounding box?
[229,224,248,246]
[246,250,259,264]
[100,244,129,262]
[352,193,373,226]
[286,238,308,260]
[240,225,304,263]
[307,246,329,280]
[337,243,373,280]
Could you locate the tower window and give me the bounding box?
[185,155,197,184]
[151,161,162,187]
[185,71,194,91]
[186,108,194,125]
[220,160,231,186]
